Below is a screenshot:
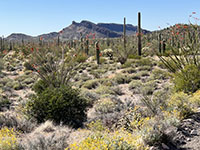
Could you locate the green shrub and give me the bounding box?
[135,57,154,67]
[0,98,11,111]
[174,64,200,93]
[137,66,152,71]
[168,92,193,119]
[75,53,88,63]
[24,62,34,71]
[114,74,131,84]
[99,57,107,64]
[142,80,158,95]
[128,54,141,59]
[0,58,4,72]
[150,69,169,80]
[32,79,49,94]
[95,98,116,114]
[122,68,137,74]
[121,60,134,68]
[13,81,23,90]
[129,80,143,91]
[82,79,99,89]
[95,85,115,95]
[26,84,89,128]
[137,70,150,77]
[21,77,35,85]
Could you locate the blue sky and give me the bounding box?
[0,0,200,37]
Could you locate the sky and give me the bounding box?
[0,0,200,37]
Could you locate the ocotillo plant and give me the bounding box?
[123,17,126,51]
[95,41,100,65]
[138,12,142,56]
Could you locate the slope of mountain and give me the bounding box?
[6,33,33,42]
[60,20,122,39]
[6,20,151,41]
[38,32,59,41]
[97,23,151,35]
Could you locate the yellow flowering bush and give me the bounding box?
[66,129,148,150]
[167,92,193,119]
[86,120,105,132]
[190,90,200,106]
[0,127,18,150]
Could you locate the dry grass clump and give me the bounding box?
[18,121,73,150]
[0,111,36,133]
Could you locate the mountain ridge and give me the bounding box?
[6,20,150,42]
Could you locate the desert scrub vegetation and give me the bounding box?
[2,20,200,150]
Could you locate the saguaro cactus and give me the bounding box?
[9,41,12,50]
[0,37,2,50]
[123,17,126,51]
[80,32,83,50]
[163,40,166,53]
[159,33,162,53]
[57,35,60,46]
[95,41,100,65]
[138,12,142,56]
[85,38,89,55]
[22,38,24,46]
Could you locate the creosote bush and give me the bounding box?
[26,84,89,128]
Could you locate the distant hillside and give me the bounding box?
[60,20,122,39]
[97,23,149,35]
[6,20,151,42]
[6,33,33,42]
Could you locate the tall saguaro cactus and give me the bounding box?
[163,40,166,53]
[138,12,142,56]
[57,35,60,46]
[0,37,2,50]
[123,17,126,51]
[85,38,89,55]
[9,41,12,50]
[159,33,162,53]
[95,41,100,65]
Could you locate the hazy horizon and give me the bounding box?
[1,0,200,37]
